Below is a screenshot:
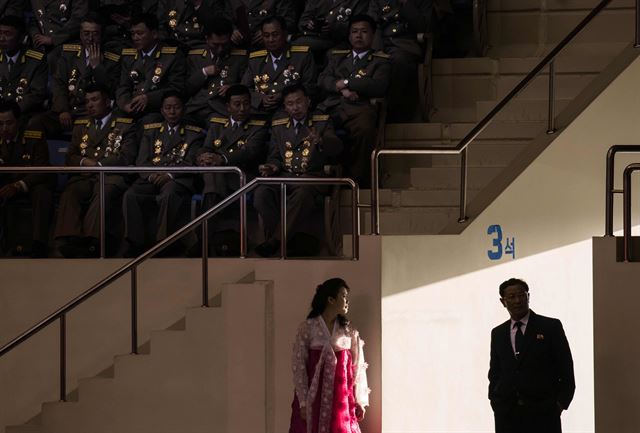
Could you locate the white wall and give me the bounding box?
[380,55,640,433]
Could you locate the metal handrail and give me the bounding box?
[604,145,640,236]
[0,176,360,401]
[371,0,630,235]
[0,166,245,257]
[623,163,640,261]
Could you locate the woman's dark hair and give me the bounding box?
[307,278,350,328]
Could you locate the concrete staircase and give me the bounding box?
[351,0,638,235]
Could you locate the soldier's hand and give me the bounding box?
[210,153,224,166]
[130,95,148,113]
[0,183,19,199]
[33,34,53,48]
[59,112,73,130]
[307,127,322,147]
[341,89,359,102]
[262,94,277,108]
[258,163,278,177]
[203,65,219,76]
[335,79,347,91]
[321,21,331,33]
[88,44,102,69]
[305,20,315,30]
[231,29,244,44]
[81,158,98,167]
[153,174,172,187]
[252,30,263,46]
[197,153,212,166]
[217,84,231,97]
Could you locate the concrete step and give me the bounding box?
[488,0,634,12]
[385,121,545,144]
[410,166,504,189]
[78,377,115,403]
[432,57,498,76]
[431,143,526,167]
[433,75,497,107]
[496,72,597,100]
[476,98,572,121]
[360,206,459,234]
[489,41,629,58]
[399,188,481,207]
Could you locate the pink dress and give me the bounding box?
[289,316,369,433]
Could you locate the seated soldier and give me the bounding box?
[0,16,48,121]
[122,91,204,257]
[30,13,121,138]
[53,84,137,258]
[241,16,316,116]
[156,0,225,49]
[29,0,88,51]
[225,0,296,50]
[253,83,342,258]
[294,0,368,56]
[318,14,391,187]
[116,14,186,123]
[0,101,55,257]
[368,0,433,121]
[196,84,268,256]
[185,17,248,125]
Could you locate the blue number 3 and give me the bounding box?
[487,224,503,260]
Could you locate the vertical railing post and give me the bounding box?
[131,268,138,354]
[239,173,247,258]
[202,220,209,307]
[547,60,557,134]
[458,148,469,223]
[351,183,359,260]
[371,151,380,235]
[99,171,106,258]
[280,183,287,259]
[635,0,640,47]
[605,147,616,236]
[59,314,66,402]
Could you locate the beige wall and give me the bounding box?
[380,56,640,432]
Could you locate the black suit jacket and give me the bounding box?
[488,310,575,414]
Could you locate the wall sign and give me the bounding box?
[487,224,516,260]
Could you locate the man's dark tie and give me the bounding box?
[232,122,239,131]
[295,122,301,136]
[7,58,14,73]
[514,321,524,358]
[95,119,102,130]
[273,57,279,72]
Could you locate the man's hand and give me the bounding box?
[191,0,203,8]
[355,403,366,421]
[335,79,347,91]
[231,29,244,45]
[129,95,148,113]
[216,84,231,97]
[306,127,322,148]
[203,64,219,76]
[59,112,73,129]
[305,20,315,30]
[262,92,283,109]
[88,43,102,69]
[341,89,359,102]
[33,34,53,48]
[197,152,224,166]
[82,158,98,166]
[0,183,20,199]
[258,163,278,177]
[151,173,171,187]
[251,30,263,46]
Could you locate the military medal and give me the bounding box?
[285,141,293,149]
[382,4,391,13]
[169,19,177,29]
[193,17,199,29]
[80,134,89,156]
[59,3,67,12]
[213,139,222,148]
[130,70,140,83]
[285,150,293,158]
[302,148,310,156]
[237,140,245,148]
[259,9,268,16]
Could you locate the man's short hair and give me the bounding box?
[260,15,287,33]
[499,278,530,298]
[131,13,159,31]
[348,14,377,33]
[204,17,233,37]
[224,84,251,103]
[282,83,308,100]
[84,83,110,98]
[162,89,184,104]
[0,100,21,119]
[81,11,104,27]
[0,15,26,34]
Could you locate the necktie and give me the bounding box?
[295,122,301,136]
[232,122,238,131]
[514,321,524,358]
[168,127,174,137]
[95,119,102,130]
[7,58,14,72]
[353,55,359,65]
[273,57,279,72]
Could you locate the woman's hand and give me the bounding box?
[355,403,366,421]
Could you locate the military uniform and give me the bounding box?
[122,121,203,253]
[157,0,226,48]
[318,48,391,184]
[241,44,316,114]
[294,0,368,53]
[0,129,55,254]
[0,48,48,117]
[116,44,186,118]
[184,47,248,122]
[29,0,89,46]
[54,116,137,254]
[226,0,297,48]
[0,0,24,18]
[253,112,342,251]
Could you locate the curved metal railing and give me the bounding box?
[622,163,640,261]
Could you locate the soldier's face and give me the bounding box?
[0,25,20,53]
[226,94,250,123]
[206,33,230,57]
[161,96,184,125]
[130,23,157,52]
[85,91,110,119]
[0,111,18,141]
[80,22,102,48]
[262,22,286,54]
[349,21,374,52]
[283,90,310,121]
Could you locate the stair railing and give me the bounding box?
[371,0,635,235]
[0,173,360,402]
[604,145,640,237]
[622,163,640,261]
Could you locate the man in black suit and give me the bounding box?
[488,278,575,433]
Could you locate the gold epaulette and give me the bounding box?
[121,48,137,56]
[74,119,90,125]
[230,49,247,56]
[271,118,289,126]
[160,46,178,54]
[115,117,133,124]
[25,49,44,60]
[188,48,206,56]
[23,130,43,139]
[247,119,266,126]
[209,117,228,124]
[62,44,81,52]
[185,125,202,132]
[249,49,267,59]
[331,49,350,55]
[372,51,390,59]
[311,114,330,122]
[104,51,120,62]
[290,45,310,53]
[143,123,163,129]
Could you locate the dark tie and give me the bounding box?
[514,321,524,358]
[7,58,14,72]
[168,127,174,137]
[295,122,301,136]
[232,122,239,131]
[95,119,102,130]
[273,57,279,72]
[353,55,358,65]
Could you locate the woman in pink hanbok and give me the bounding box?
[289,278,370,433]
